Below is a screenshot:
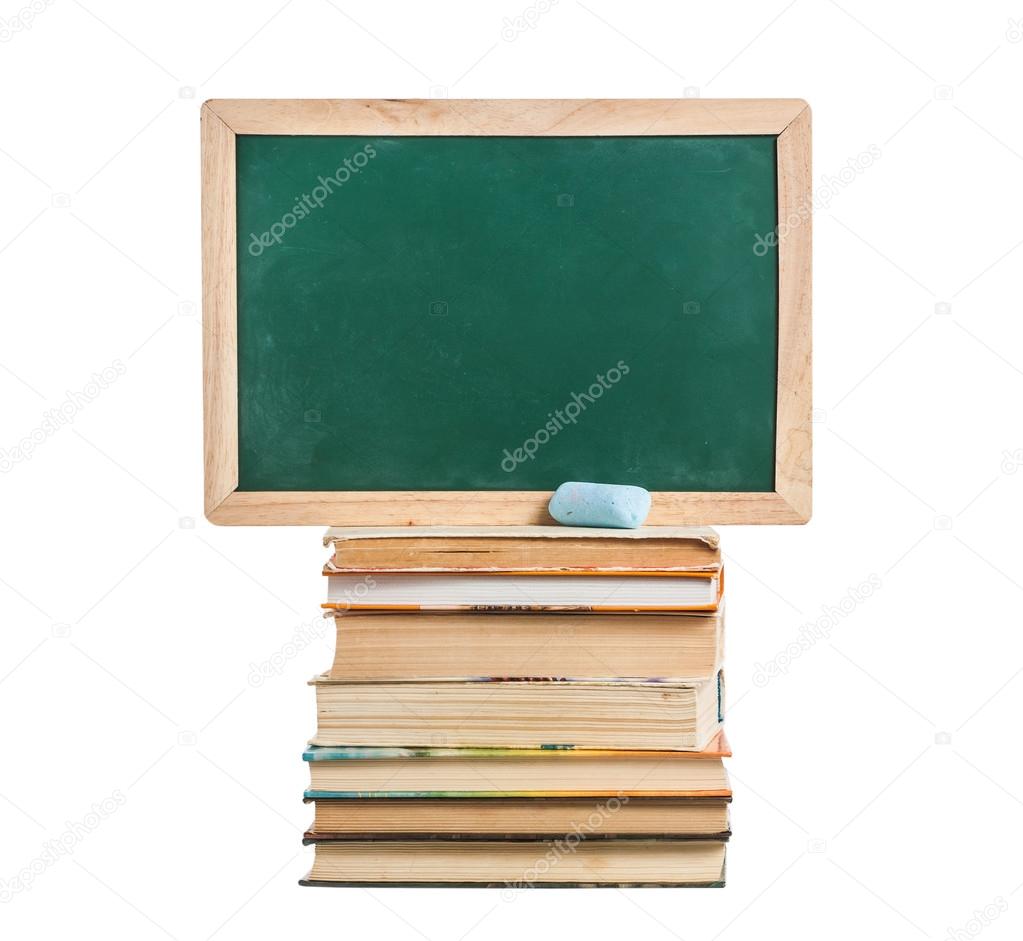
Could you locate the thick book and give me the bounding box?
[322,525,723,613]
[324,525,720,573]
[309,671,724,751]
[327,610,723,681]
[324,572,722,612]
[301,839,726,887]
[304,734,731,798]
[304,800,731,841]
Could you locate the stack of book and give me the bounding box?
[301,526,730,888]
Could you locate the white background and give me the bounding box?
[2,1,1022,938]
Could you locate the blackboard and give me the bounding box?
[201,100,811,524]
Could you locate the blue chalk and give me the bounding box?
[548,481,651,529]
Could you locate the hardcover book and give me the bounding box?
[324,525,721,573]
[301,839,727,887]
[310,672,724,751]
[327,611,724,682]
[304,733,731,798]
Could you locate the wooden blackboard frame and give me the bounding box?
[201,99,811,526]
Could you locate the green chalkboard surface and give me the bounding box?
[235,134,778,493]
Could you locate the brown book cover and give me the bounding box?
[300,839,726,887]
[327,610,724,682]
[303,796,731,841]
[309,671,724,752]
[323,525,720,574]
